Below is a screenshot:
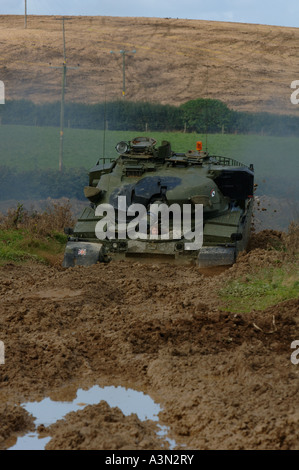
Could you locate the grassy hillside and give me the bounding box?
[1,15,299,116]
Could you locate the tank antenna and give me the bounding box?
[102,88,107,164]
[205,65,209,153]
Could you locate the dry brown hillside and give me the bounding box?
[1,14,299,115]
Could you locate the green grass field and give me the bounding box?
[0,125,298,198]
[0,124,297,171]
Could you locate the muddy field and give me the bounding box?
[0,230,298,450]
[1,15,299,115]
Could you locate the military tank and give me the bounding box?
[63,136,254,268]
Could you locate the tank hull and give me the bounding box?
[63,137,254,268]
[63,197,253,267]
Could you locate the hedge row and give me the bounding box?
[0,98,298,136]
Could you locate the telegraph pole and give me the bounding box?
[110,49,136,98]
[24,0,27,29]
[50,17,79,171]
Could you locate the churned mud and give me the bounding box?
[0,230,298,450]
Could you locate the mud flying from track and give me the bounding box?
[0,229,298,450]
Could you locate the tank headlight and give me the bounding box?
[116,141,129,154]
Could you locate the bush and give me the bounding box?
[0,201,75,237]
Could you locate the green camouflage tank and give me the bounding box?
[63,137,254,268]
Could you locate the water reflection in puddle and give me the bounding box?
[9,385,175,450]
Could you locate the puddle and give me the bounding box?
[9,385,175,450]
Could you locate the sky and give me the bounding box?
[1,0,299,28]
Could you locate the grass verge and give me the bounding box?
[219,223,299,312]
[0,201,74,266]
[219,264,299,313]
[0,229,68,266]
